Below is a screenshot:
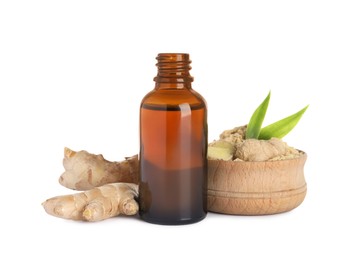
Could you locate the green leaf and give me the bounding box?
[259,105,309,140]
[245,91,271,139]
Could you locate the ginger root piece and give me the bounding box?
[59,147,139,190]
[208,140,234,161]
[235,138,293,162]
[213,125,301,162]
[219,125,247,145]
[42,183,139,221]
[268,145,301,161]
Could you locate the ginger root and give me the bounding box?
[209,125,301,162]
[219,125,247,145]
[208,140,235,161]
[42,183,139,221]
[234,138,299,161]
[60,147,139,190]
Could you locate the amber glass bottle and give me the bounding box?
[139,53,207,225]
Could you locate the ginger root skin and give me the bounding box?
[235,138,300,162]
[219,125,247,145]
[59,148,139,190]
[42,183,139,221]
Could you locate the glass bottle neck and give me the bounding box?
[153,53,193,89]
[155,82,192,90]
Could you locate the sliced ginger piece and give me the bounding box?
[208,140,235,161]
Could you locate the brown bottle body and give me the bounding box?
[139,54,207,225]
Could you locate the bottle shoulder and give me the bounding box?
[141,88,206,109]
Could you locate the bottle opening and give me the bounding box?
[156,53,190,62]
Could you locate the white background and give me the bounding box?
[1,0,350,259]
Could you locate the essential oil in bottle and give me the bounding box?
[139,53,207,225]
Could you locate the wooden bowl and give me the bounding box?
[207,153,307,215]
